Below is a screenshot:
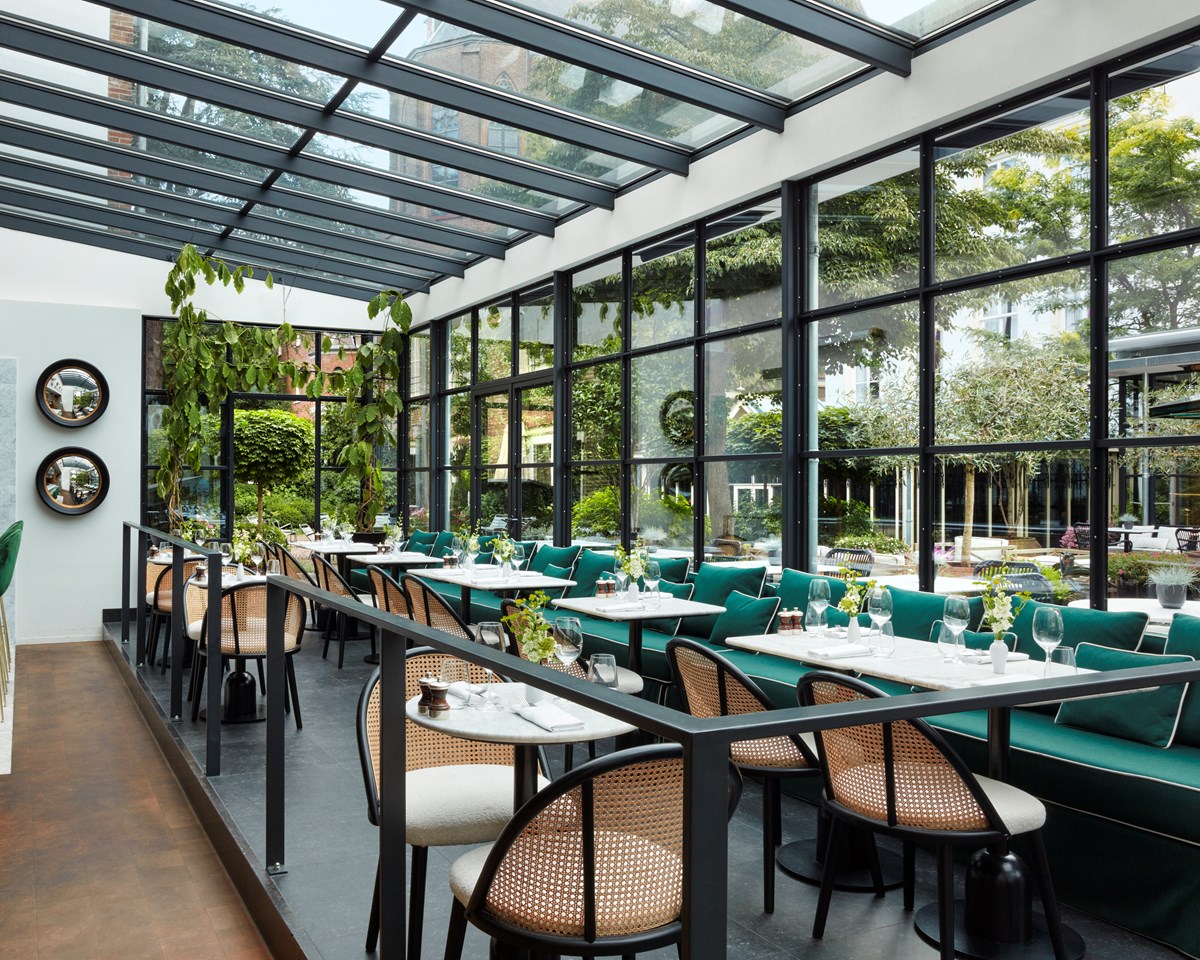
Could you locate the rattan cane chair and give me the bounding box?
[189,582,306,727]
[367,564,410,618]
[357,652,545,958]
[277,543,320,625]
[0,520,23,720]
[796,672,1068,960]
[444,743,743,960]
[146,557,203,668]
[401,574,474,640]
[666,637,819,913]
[312,554,376,668]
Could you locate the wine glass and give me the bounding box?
[511,543,526,572]
[643,560,661,609]
[934,621,959,662]
[614,568,630,595]
[475,621,505,711]
[867,588,893,653]
[450,535,465,566]
[555,618,584,672]
[219,541,232,563]
[943,595,970,663]
[1032,606,1065,677]
[249,549,263,577]
[808,579,831,619]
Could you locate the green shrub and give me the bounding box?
[573,486,620,537]
[833,531,909,554]
[263,490,314,529]
[821,497,873,536]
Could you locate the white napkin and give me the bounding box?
[447,681,473,704]
[808,643,872,660]
[604,602,645,612]
[514,702,585,731]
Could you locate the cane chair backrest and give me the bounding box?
[667,638,814,770]
[356,652,516,825]
[312,554,355,600]
[401,575,472,640]
[278,545,317,587]
[201,582,305,656]
[367,565,410,617]
[152,558,203,612]
[824,547,873,577]
[497,598,587,679]
[1178,527,1200,553]
[797,672,1005,836]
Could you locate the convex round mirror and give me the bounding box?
[36,359,109,427]
[37,448,109,515]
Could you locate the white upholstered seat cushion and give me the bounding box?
[357,593,376,607]
[187,620,204,642]
[614,665,644,696]
[406,764,546,847]
[975,775,1046,835]
[449,843,492,906]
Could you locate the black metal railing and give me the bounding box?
[260,573,1200,960]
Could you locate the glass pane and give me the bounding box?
[572,256,623,361]
[146,399,222,468]
[446,468,472,530]
[707,459,782,562]
[520,384,554,465]
[448,392,472,468]
[812,148,920,308]
[480,392,509,466]
[632,346,694,458]
[387,17,743,149]
[570,465,622,544]
[820,0,1010,38]
[1109,244,1200,440]
[320,468,359,527]
[478,302,513,382]
[813,456,918,573]
[146,468,226,533]
[935,88,1090,283]
[705,332,783,452]
[519,466,555,541]
[1109,445,1200,540]
[447,313,472,388]
[812,302,920,450]
[572,362,623,461]
[935,270,1090,444]
[631,462,694,554]
[934,452,1090,597]
[407,471,431,533]
[1109,43,1200,243]
[632,231,694,349]
[253,205,470,261]
[705,201,781,333]
[206,0,399,47]
[319,401,352,465]
[407,401,431,470]
[481,467,510,530]
[409,328,431,397]
[518,285,554,375]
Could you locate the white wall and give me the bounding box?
[413,0,1200,323]
[0,230,373,643]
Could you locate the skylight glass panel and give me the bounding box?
[204,0,403,49]
[341,83,653,186]
[232,226,438,279]
[252,204,475,260]
[0,198,220,247]
[820,0,1013,39]
[514,0,864,102]
[0,177,227,234]
[387,16,743,149]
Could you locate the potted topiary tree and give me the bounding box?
[232,409,314,533]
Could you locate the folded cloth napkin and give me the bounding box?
[447,681,473,704]
[604,602,645,613]
[514,702,585,732]
[808,643,872,660]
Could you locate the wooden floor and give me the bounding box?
[0,642,273,960]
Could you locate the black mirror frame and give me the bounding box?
[35,358,110,428]
[36,447,110,516]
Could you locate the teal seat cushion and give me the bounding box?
[528,544,582,574]
[651,556,690,583]
[710,591,782,647]
[887,586,983,640]
[430,530,455,558]
[408,529,438,551]
[515,541,539,569]
[644,580,695,635]
[770,569,848,632]
[539,562,575,600]
[1055,642,1193,748]
[1010,600,1147,659]
[1165,613,1200,748]
[678,563,768,640]
[477,534,497,551]
[928,619,1015,651]
[567,549,617,598]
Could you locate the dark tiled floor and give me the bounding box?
[109,621,1179,960]
[0,642,273,960]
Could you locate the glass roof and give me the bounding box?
[0,0,1021,297]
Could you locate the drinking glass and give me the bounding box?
[808,579,830,624]
[1049,645,1076,675]
[219,541,232,562]
[867,588,893,641]
[450,535,465,565]
[614,569,630,594]
[475,621,505,711]
[805,600,826,636]
[872,621,897,659]
[512,544,526,571]
[266,559,281,576]
[643,561,661,609]
[588,653,619,688]
[555,617,584,672]
[943,595,970,663]
[249,550,263,576]
[438,659,469,708]
[934,621,959,662]
[1032,606,1065,677]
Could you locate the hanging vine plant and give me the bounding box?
[158,244,410,534]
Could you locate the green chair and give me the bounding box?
[0,520,24,720]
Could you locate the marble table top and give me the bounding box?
[552,594,725,622]
[418,567,575,592]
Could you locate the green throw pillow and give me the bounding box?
[888,587,983,640]
[528,544,582,574]
[539,562,575,599]
[677,563,768,640]
[408,530,437,555]
[475,550,494,565]
[645,580,695,636]
[430,530,455,558]
[1011,600,1147,658]
[652,556,690,583]
[567,549,618,598]
[1055,642,1194,748]
[710,591,782,647]
[928,619,1014,651]
[770,569,847,631]
[1164,613,1200,748]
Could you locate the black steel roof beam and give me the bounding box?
[0,154,467,277]
[703,0,912,76]
[0,118,503,256]
[392,0,786,131]
[0,181,433,290]
[0,12,615,209]
[0,208,384,300]
[0,73,556,236]
[101,0,689,174]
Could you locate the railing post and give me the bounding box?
[169,550,184,719]
[681,731,730,960]
[135,528,149,666]
[379,626,408,955]
[121,524,131,643]
[205,552,223,776]
[265,575,287,875]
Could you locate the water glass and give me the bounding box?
[219,541,233,561]
[512,544,526,571]
[934,621,960,662]
[1032,606,1065,677]
[555,618,584,670]
[871,621,896,659]
[867,587,893,639]
[588,653,619,688]
[643,561,661,607]
[475,621,505,711]
[1049,646,1077,674]
[805,600,826,636]
[943,595,970,663]
[266,559,281,576]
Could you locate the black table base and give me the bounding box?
[914,901,1084,960]
[199,669,267,724]
[777,836,904,892]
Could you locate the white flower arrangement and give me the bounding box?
[836,569,876,616]
[492,532,516,564]
[614,538,648,580]
[977,570,1032,641]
